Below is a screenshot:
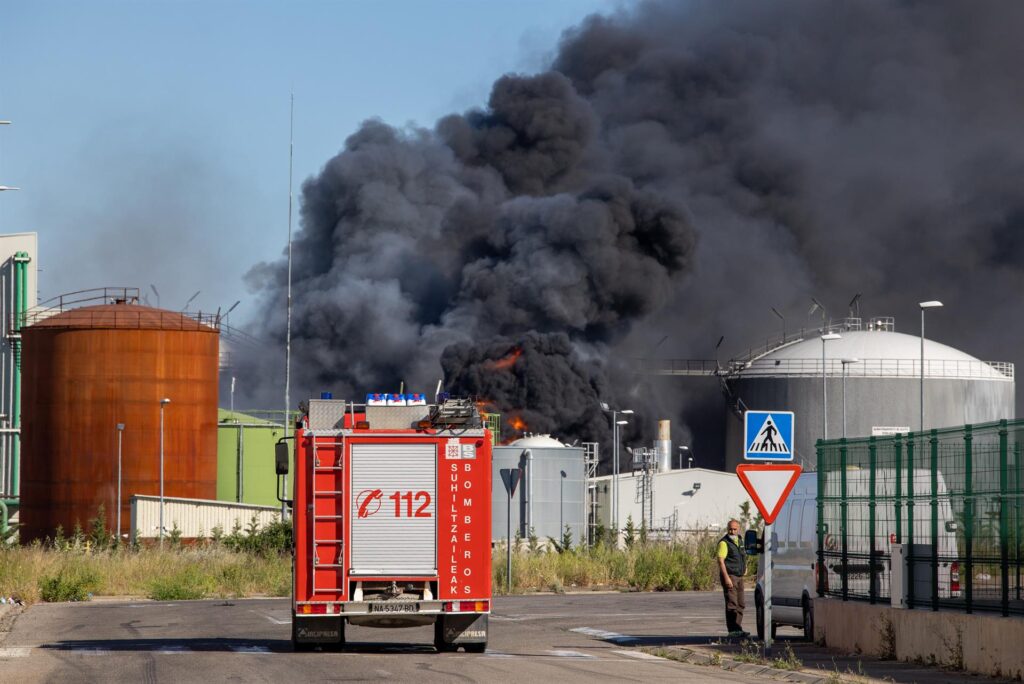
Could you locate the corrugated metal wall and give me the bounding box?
[130,495,279,539]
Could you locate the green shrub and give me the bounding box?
[39,563,99,602]
[148,565,215,600]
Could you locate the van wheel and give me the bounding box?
[755,589,765,641]
[802,601,814,641]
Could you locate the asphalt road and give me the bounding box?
[0,591,791,683]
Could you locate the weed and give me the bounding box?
[39,562,99,602]
[149,565,214,600]
[88,504,112,551]
[623,515,637,548]
[168,521,182,548]
[770,642,802,670]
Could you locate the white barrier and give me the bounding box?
[130,495,280,539]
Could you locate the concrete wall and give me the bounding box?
[726,376,1015,470]
[815,598,1024,679]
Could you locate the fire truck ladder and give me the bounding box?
[311,436,345,593]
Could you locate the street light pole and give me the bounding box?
[159,398,171,547]
[600,403,633,536]
[679,445,694,470]
[821,333,842,440]
[116,423,125,540]
[840,359,859,439]
[919,301,943,433]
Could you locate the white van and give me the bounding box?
[755,470,960,641]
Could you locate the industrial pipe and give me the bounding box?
[524,449,533,536]
[10,251,30,499]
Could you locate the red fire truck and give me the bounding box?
[276,395,492,652]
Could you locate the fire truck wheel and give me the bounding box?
[433,618,457,652]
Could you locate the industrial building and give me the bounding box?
[216,409,291,506]
[592,468,753,536]
[722,317,1014,470]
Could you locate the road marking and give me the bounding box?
[125,603,178,608]
[484,651,515,658]
[154,646,190,654]
[570,627,638,644]
[231,646,272,654]
[71,648,111,656]
[612,649,663,660]
[0,647,30,658]
[252,609,290,625]
[547,650,595,658]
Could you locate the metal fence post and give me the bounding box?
[817,439,826,597]
[930,429,939,611]
[895,434,903,544]
[964,424,973,614]
[907,433,916,609]
[869,436,877,604]
[1016,439,1022,602]
[841,438,848,601]
[1000,419,1009,616]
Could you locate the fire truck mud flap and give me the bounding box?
[435,614,488,652]
[293,615,345,647]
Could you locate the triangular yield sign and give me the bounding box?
[500,468,521,496]
[735,464,802,524]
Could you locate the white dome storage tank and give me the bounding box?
[723,317,1014,470]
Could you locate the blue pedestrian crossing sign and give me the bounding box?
[744,410,795,461]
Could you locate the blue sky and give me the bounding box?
[0,0,617,320]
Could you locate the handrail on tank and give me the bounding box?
[34,286,141,312]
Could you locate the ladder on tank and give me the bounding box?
[310,436,345,594]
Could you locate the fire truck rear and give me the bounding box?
[276,394,492,652]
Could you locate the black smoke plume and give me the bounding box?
[244,1,1024,468]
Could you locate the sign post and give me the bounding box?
[740,409,799,655]
[499,468,522,594]
[764,521,772,654]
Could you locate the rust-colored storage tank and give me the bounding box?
[19,302,219,542]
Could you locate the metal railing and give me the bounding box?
[632,358,719,376]
[817,419,1024,616]
[20,308,220,331]
[742,358,1014,380]
[17,286,220,331]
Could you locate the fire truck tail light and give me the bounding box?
[300,604,329,614]
[355,420,370,429]
[445,600,489,613]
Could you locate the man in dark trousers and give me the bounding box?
[717,519,748,637]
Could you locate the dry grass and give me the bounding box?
[0,545,291,604]
[1,534,720,604]
[493,536,721,594]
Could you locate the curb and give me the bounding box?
[657,645,865,684]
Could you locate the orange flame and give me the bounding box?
[487,347,522,371]
[509,415,527,432]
